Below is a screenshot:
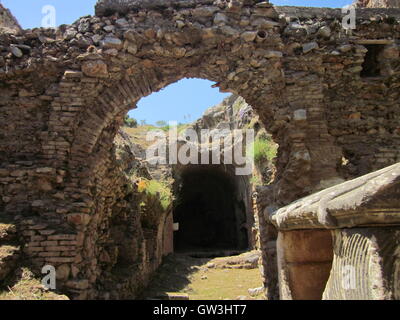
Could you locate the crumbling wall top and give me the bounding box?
[95,0,400,21]
[275,6,400,21]
[95,0,216,16]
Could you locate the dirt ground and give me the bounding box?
[142,251,265,300]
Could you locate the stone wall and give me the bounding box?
[13,129,171,299]
[252,185,278,300]
[0,1,399,299]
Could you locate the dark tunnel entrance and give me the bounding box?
[173,165,250,252]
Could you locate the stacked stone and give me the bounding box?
[275,6,400,188]
[252,186,278,300]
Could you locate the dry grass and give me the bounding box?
[123,125,158,149]
[0,268,69,300]
[0,222,16,241]
[187,267,263,300]
[122,124,192,149]
[0,245,18,258]
[143,252,264,300]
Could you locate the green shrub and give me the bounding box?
[250,175,262,186]
[251,135,277,164]
[156,120,168,127]
[124,115,138,128]
[138,179,172,211]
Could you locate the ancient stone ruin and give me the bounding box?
[0,0,399,299]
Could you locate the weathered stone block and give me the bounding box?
[102,36,123,50]
[82,60,109,78]
[303,42,319,53]
[277,230,333,300]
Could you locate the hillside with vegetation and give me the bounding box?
[121,95,278,188]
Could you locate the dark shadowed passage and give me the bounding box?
[173,165,249,252]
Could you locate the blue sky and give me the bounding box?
[3,0,353,125]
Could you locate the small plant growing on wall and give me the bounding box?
[137,178,173,229]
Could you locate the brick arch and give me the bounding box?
[60,7,290,207]
[68,69,284,180]
[56,49,290,298]
[64,64,285,214]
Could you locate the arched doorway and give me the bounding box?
[173,165,250,252]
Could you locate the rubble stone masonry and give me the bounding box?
[0,0,399,299]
